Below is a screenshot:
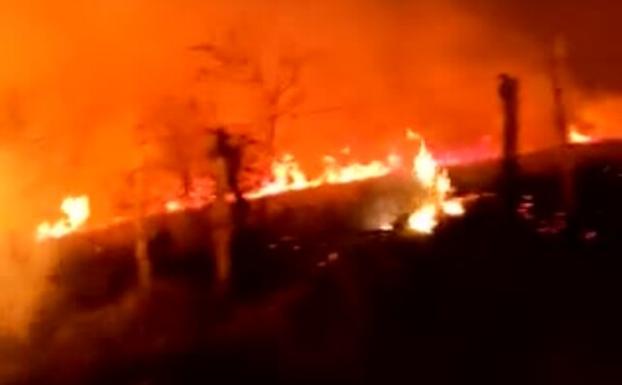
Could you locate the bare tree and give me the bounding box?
[190,33,306,153]
[130,124,153,290]
[157,98,202,197]
[137,97,205,201]
[262,54,306,151]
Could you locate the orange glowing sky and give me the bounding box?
[0,0,620,229]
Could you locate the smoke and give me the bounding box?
[0,0,606,216]
[0,0,619,336]
[0,241,54,341]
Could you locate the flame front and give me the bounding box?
[413,141,438,188]
[408,204,438,234]
[248,130,465,234]
[568,126,594,144]
[407,137,465,234]
[37,130,466,239]
[36,196,90,241]
[246,153,395,199]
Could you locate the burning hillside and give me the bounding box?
[36,130,467,240]
[2,2,622,383]
[568,125,595,144]
[0,0,619,243]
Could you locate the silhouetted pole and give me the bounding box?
[550,36,576,233]
[498,74,520,216]
[134,134,152,290]
[210,128,234,293]
[551,37,569,146]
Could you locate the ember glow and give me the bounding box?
[408,204,438,234]
[165,200,183,212]
[407,138,465,234]
[568,126,594,144]
[442,199,466,217]
[246,131,465,236]
[36,195,90,241]
[245,153,395,199]
[413,141,439,188]
[37,131,466,239]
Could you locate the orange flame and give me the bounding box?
[245,153,395,199]
[441,199,466,216]
[407,137,464,234]
[568,126,594,144]
[165,200,183,212]
[36,195,90,241]
[38,130,467,239]
[413,141,438,188]
[408,204,438,234]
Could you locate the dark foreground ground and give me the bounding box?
[5,142,622,385]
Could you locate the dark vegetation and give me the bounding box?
[12,141,622,385]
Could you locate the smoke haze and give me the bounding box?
[0,0,620,334]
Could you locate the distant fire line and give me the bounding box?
[36,129,467,241]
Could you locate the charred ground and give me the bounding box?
[6,141,622,385]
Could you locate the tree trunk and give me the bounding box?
[134,148,151,290]
[498,74,520,217]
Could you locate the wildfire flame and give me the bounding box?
[407,136,465,234]
[568,126,594,144]
[38,130,467,240]
[441,199,466,216]
[408,204,438,234]
[413,141,438,188]
[36,195,90,241]
[165,200,183,212]
[245,154,395,199]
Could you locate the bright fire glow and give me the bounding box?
[165,200,183,212]
[442,199,466,216]
[247,131,465,234]
[378,222,394,231]
[406,128,421,141]
[408,204,438,234]
[413,141,438,188]
[568,126,593,144]
[245,154,395,199]
[37,130,467,239]
[407,137,465,234]
[36,196,90,241]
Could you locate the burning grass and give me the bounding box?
[36,130,467,241]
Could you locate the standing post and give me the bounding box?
[498,74,520,217]
[550,36,576,233]
[134,130,151,290]
[551,37,569,146]
[209,128,235,293]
